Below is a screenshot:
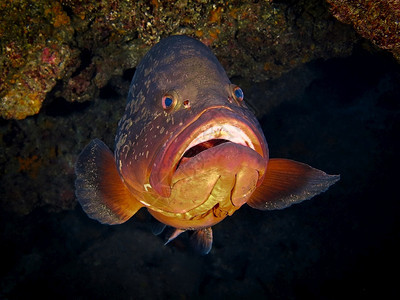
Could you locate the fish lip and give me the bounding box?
[149,106,268,198]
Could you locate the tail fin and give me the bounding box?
[75,139,142,224]
[248,158,340,210]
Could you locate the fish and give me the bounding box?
[75,35,339,255]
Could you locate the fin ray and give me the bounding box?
[190,227,213,255]
[248,158,340,210]
[150,217,167,236]
[164,228,186,245]
[75,139,142,224]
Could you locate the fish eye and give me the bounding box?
[233,86,244,102]
[162,94,176,110]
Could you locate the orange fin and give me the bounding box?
[164,228,186,245]
[248,158,340,210]
[75,139,142,224]
[190,227,213,255]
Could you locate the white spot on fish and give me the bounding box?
[143,183,152,192]
[123,144,130,159]
[141,200,151,207]
[126,119,133,130]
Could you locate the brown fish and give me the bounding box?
[75,35,339,254]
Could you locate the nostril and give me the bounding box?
[183,100,191,109]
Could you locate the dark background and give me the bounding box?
[1,45,399,299]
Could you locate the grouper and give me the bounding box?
[75,35,339,254]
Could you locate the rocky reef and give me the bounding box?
[1,0,357,120]
[327,0,400,61]
[0,0,399,299]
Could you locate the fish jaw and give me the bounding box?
[171,142,266,207]
[145,141,266,229]
[149,106,268,199]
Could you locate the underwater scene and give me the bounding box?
[1,1,399,299]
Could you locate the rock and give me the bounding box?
[1,0,357,119]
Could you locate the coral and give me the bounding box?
[327,0,400,61]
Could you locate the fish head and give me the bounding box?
[115,35,269,216]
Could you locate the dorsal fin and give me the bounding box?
[75,139,143,224]
[190,227,213,255]
[248,158,340,210]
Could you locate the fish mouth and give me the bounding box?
[176,123,256,170]
[177,138,230,170]
[149,107,268,198]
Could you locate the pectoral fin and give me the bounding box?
[75,139,143,224]
[248,158,340,210]
[190,227,213,255]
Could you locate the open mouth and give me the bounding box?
[149,108,267,198]
[177,139,229,169]
[176,124,256,170]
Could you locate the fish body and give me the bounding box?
[75,35,339,254]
